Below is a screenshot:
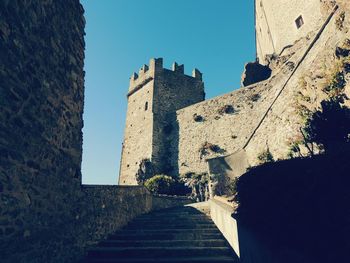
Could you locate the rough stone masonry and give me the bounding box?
[119,59,204,185]
[0,1,191,262]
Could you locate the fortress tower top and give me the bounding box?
[128,58,203,97]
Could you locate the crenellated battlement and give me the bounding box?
[128,58,203,96]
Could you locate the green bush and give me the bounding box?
[180,172,210,202]
[257,149,274,163]
[144,175,190,195]
[211,173,237,197]
[135,159,154,185]
[304,99,350,153]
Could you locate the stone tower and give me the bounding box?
[119,58,205,185]
[255,0,323,64]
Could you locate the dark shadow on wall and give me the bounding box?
[160,111,179,177]
[241,62,272,87]
[234,153,350,263]
[150,111,180,177]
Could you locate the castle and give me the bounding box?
[2,0,349,261]
[118,60,205,184]
[119,0,346,185]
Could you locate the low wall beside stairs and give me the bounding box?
[152,195,193,211]
[1,183,192,263]
[79,186,193,260]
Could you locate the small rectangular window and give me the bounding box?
[295,15,304,29]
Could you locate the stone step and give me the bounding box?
[141,209,207,214]
[83,256,238,263]
[98,239,228,248]
[108,232,224,241]
[130,218,212,223]
[125,223,217,230]
[87,246,233,258]
[81,205,238,263]
[114,228,221,236]
[136,216,211,222]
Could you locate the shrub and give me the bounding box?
[287,142,302,159]
[304,99,350,153]
[144,175,190,196]
[335,11,345,31]
[181,172,209,202]
[211,173,238,197]
[323,71,346,98]
[144,175,174,194]
[199,142,226,159]
[322,56,349,100]
[135,159,154,185]
[257,149,274,163]
[218,105,234,115]
[249,94,261,102]
[193,114,204,122]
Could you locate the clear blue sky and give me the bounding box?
[81,0,256,185]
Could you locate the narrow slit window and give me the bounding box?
[295,15,304,29]
[145,101,148,111]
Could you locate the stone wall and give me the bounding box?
[1,186,154,262]
[152,65,205,176]
[0,0,86,261]
[152,195,193,211]
[234,154,350,263]
[119,59,158,185]
[175,69,290,175]
[0,2,193,262]
[256,0,324,64]
[176,5,349,176]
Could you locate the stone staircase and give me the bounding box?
[81,205,239,263]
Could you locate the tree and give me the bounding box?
[180,172,210,202]
[304,99,350,153]
[135,159,154,185]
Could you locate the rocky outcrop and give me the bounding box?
[241,62,272,87]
